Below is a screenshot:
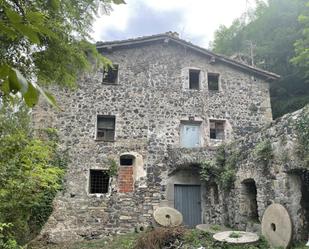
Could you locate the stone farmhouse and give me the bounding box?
[33,32,309,244]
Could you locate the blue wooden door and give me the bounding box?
[174,185,202,227]
[180,124,201,148]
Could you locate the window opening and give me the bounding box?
[208,73,219,91]
[103,64,118,84]
[189,69,200,90]
[209,120,225,140]
[97,115,115,141]
[180,121,201,148]
[120,155,135,166]
[89,170,109,194]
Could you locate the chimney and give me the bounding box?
[166,31,179,38]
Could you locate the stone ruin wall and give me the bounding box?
[32,41,276,243]
[201,107,309,241]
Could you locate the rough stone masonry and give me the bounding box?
[32,33,308,243]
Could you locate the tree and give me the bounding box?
[0,0,124,108]
[0,100,68,245]
[211,0,309,118]
[292,1,309,78]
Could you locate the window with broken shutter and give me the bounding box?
[103,64,118,84]
[97,115,115,141]
[209,120,225,140]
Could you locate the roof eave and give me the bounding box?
[96,34,280,81]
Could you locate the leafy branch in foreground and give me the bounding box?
[0,0,124,108]
[0,101,68,245]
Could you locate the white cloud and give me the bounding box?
[92,0,257,48]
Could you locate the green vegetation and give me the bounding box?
[210,224,222,231]
[0,100,68,247]
[211,0,309,119]
[29,233,137,249]
[108,159,118,176]
[200,145,238,190]
[253,139,273,164]
[295,105,309,166]
[29,228,309,249]
[291,1,309,78]
[0,0,124,108]
[229,232,242,239]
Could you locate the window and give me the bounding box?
[189,69,200,90]
[208,73,219,91]
[120,155,135,166]
[209,120,225,140]
[180,121,201,148]
[103,64,118,84]
[97,115,115,141]
[89,170,109,194]
[119,154,135,193]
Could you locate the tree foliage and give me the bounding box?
[291,1,309,77]
[212,0,309,119]
[0,100,68,245]
[0,0,124,108]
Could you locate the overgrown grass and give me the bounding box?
[29,233,137,249]
[29,228,309,249]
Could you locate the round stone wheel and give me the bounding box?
[213,231,259,244]
[261,203,292,249]
[153,207,183,227]
[196,224,231,234]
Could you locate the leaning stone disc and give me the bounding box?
[153,207,183,227]
[261,203,292,249]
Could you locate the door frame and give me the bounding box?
[164,169,205,225]
[174,184,202,227]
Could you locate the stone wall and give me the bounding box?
[33,40,274,242]
[204,106,309,241]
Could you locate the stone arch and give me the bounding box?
[241,178,259,222]
[287,169,309,240]
[118,152,145,193]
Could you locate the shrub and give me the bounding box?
[134,226,185,249]
[0,102,67,244]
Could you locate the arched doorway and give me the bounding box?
[241,178,259,222]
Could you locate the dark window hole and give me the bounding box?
[271,223,276,232]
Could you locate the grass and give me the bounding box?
[29,228,309,249]
[28,233,137,249]
[228,232,242,239]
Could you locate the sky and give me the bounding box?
[92,0,257,49]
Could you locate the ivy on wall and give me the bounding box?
[200,145,238,190]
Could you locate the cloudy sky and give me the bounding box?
[92,0,257,49]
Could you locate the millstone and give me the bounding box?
[213,231,259,244]
[196,224,230,234]
[153,207,183,227]
[261,203,292,249]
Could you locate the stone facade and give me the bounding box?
[32,33,309,243]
